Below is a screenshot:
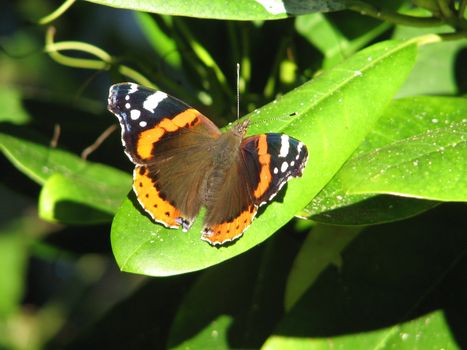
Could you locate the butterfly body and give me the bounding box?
[108,83,308,245]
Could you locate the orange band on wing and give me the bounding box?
[253,134,272,198]
[135,108,200,160]
[202,205,257,245]
[133,166,181,228]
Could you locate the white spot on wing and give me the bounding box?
[125,95,130,101]
[296,142,304,160]
[143,91,168,112]
[130,109,141,120]
[273,167,279,174]
[281,161,288,172]
[128,83,138,94]
[139,121,147,127]
[279,135,290,157]
[125,103,131,109]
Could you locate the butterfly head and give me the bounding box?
[232,118,250,137]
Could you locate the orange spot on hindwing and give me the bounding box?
[133,165,182,228]
[135,108,200,160]
[202,205,257,245]
[253,134,272,199]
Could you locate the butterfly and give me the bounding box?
[108,83,308,245]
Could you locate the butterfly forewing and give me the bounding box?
[108,83,221,229]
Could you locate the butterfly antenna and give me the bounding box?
[236,62,240,121]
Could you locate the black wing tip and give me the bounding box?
[107,83,142,113]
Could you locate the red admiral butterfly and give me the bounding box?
[108,83,308,245]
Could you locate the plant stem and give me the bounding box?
[44,27,155,87]
[411,31,467,47]
[347,0,445,27]
[38,0,76,25]
[437,0,455,20]
[118,66,156,88]
[437,30,467,40]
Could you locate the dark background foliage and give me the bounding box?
[0,0,466,349]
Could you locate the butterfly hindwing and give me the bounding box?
[201,148,259,244]
[133,165,182,229]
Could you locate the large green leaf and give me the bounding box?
[305,194,439,225]
[342,121,466,201]
[393,26,467,97]
[38,173,127,224]
[284,224,361,311]
[263,205,467,349]
[167,234,299,349]
[264,310,459,350]
[86,0,347,20]
[0,132,131,223]
[296,12,391,69]
[304,96,467,224]
[111,39,417,277]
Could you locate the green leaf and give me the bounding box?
[0,132,131,223]
[384,311,458,349]
[135,13,182,71]
[306,194,439,225]
[0,186,30,318]
[263,311,459,349]
[262,205,467,349]
[86,0,348,20]
[342,121,466,201]
[296,12,391,69]
[0,185,52,319]
[39,173,126,224]
[305,96,467,224]
[284,225,361,311]
[111,39,417,277]
[134,13,195,101]
[0,87,30,125]
[393,26,467,97]
[0,232,26,318]
[168,234,299,349]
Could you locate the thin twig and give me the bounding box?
[81,124,117,160]
[50,124,61,148]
